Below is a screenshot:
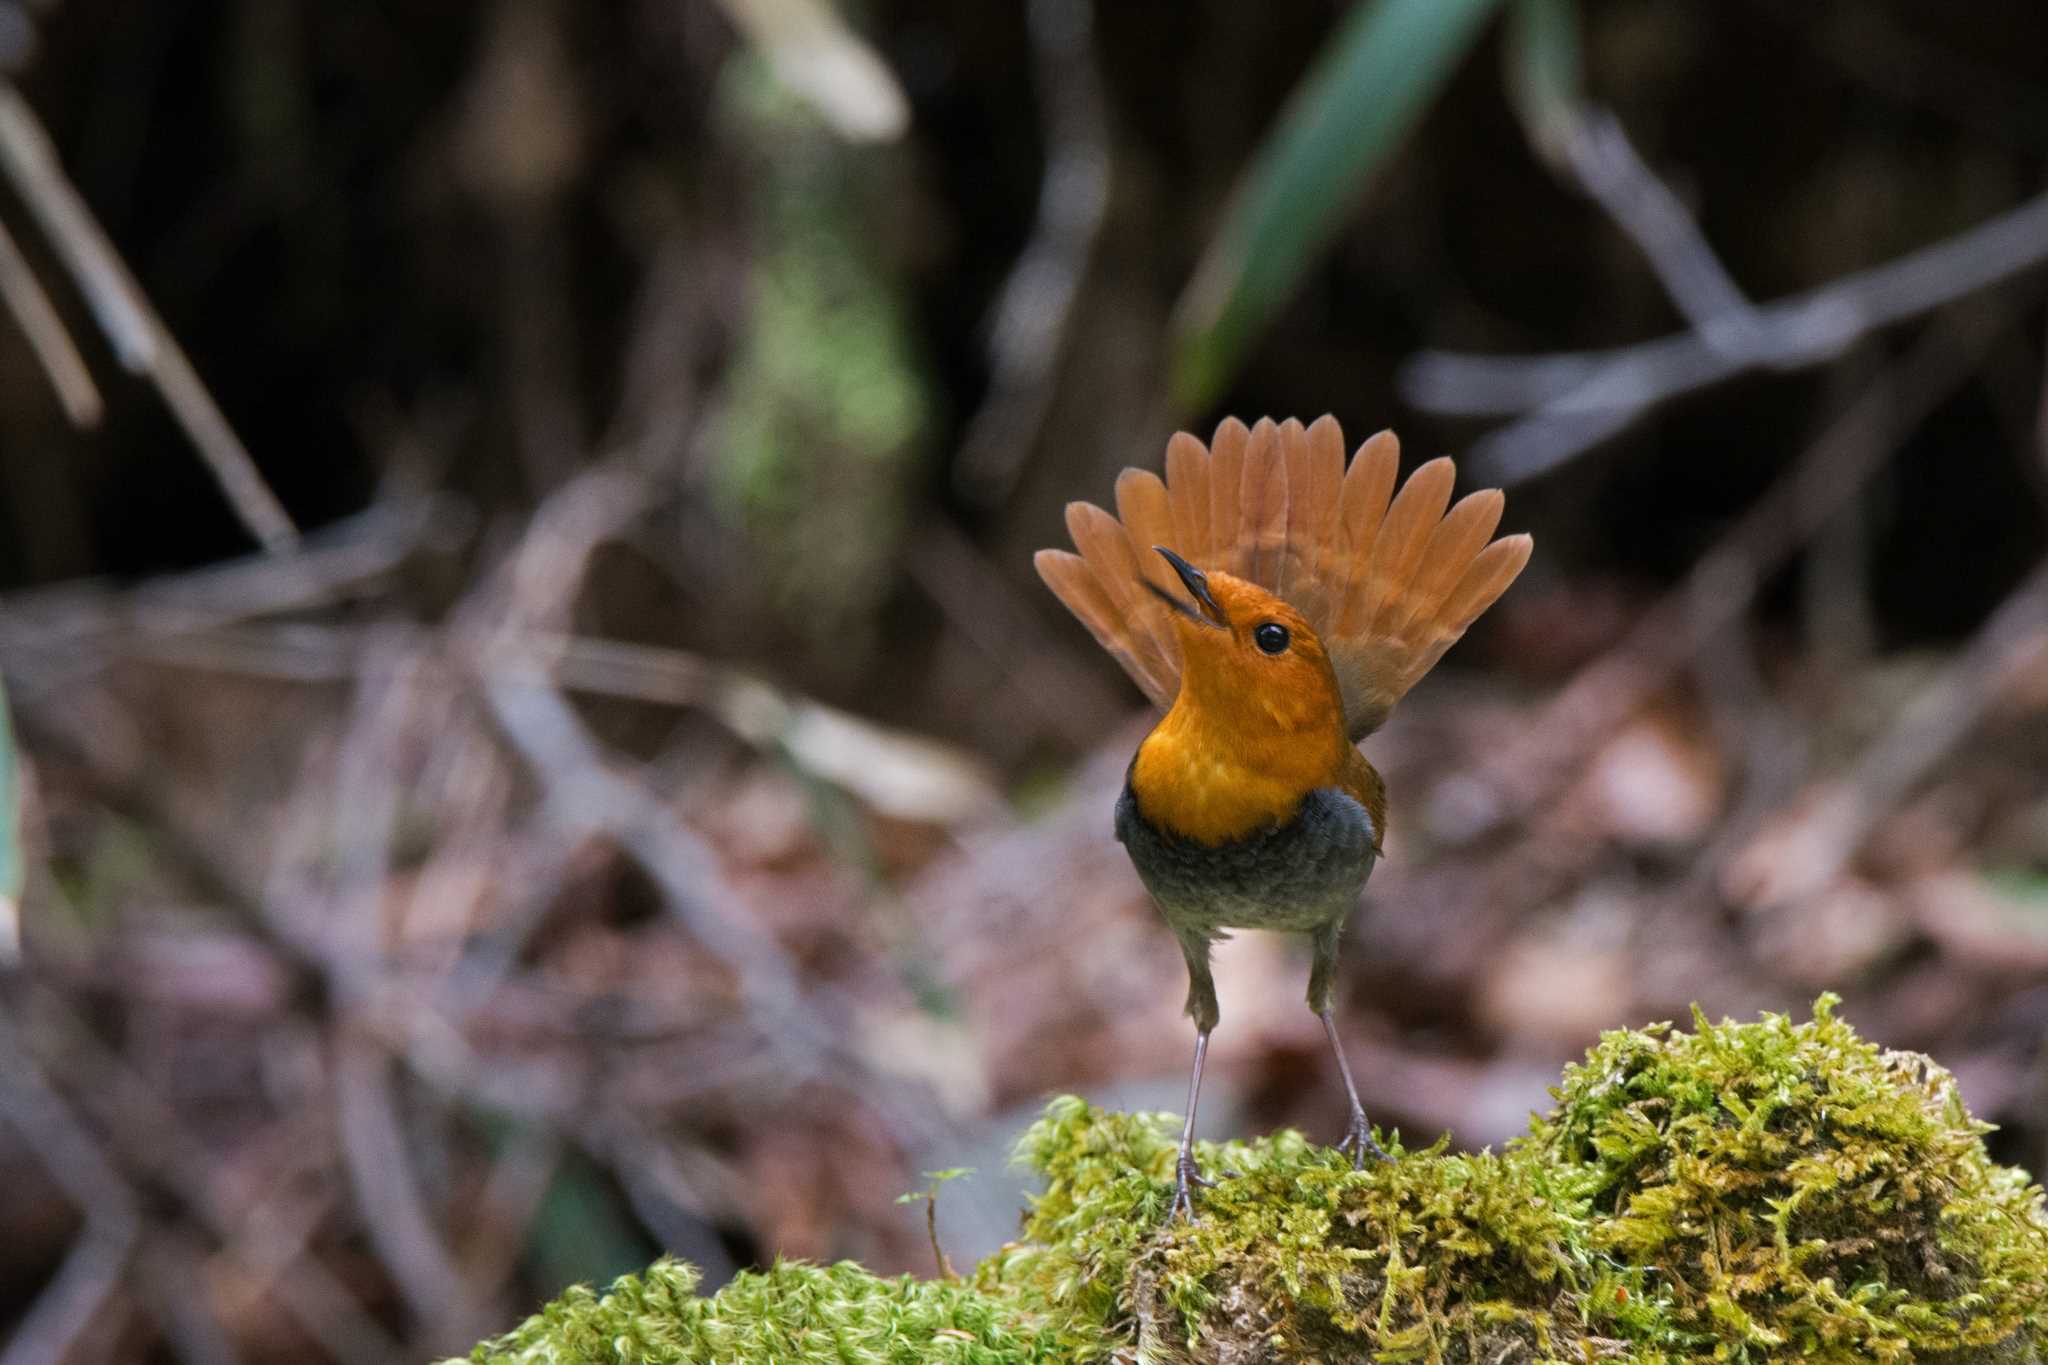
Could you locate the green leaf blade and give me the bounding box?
[1173,0,1509,409]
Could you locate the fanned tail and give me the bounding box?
[1036,416,1531,738]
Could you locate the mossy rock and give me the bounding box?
[977,1098,1597,1363]
[1527,996,2048,1362]
[454,998,2048,1364]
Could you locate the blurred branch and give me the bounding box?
[296,641,500,1353]
[713,0,909,143]
[131,1233,246,1365]
[0,83,296,549]
[334,1021,492,1354]
[8,594,1001,837]
[2034,314,2048,508]
[6,690,325,974]
[479,659,820,1033]
[0,1010,139,1365]
[0,85,150,368]
[1506,0,1761,354]
[0,216,99,426]
[1486,306,2006,821]
[1836,554,2048,835]
[0,1226,131,1365]
[21,990,403,1365]
[1562,111,1763,355]
[1734,553,2048,911]
[457,1125,570,1302]
[0,496,462,685]
[908,518,1126,751]
[1402,186,2048,485]
[0,675,17,960]
[952,0,1109,504]
[454,458,966,1178]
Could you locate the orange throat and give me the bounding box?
[1122,565,1386,848]
[1130,685,1352,847]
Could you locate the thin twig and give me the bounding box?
[308,640,497,1352]
[334,1021,493,1353]
[479,660,818,1032]
[457,1123,568,1302]
[1400,186,2048,485]
[952,0,1109,503]
[1809,553,2048,887]
[0,496,459,684]
[462,461,958,1160]
[469,463,829,1044]
[0,215,100,425]
[131,1233,248,1365]
[0,82,297,548]
[1560,108,1763,356]
[22,989,403,1365]
[1486,307,2005,820]
[1721,550,2048,915]
[0,1231,133,1365]
[0,1009,141,1365]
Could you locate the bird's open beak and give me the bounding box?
[1150,546,1227,627]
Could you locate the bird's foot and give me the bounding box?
[1336,1108,1390,1169]
[1169,1151,1217,1221]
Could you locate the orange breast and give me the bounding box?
[1130,721,1313,845]
[1130,706,1382,848]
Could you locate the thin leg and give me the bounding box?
[1308,919,1389,1167]
[1321,1008,1389,1167]
[1170,1028,1213,1220]
[1170,933,1222,1220]
[1179,932,1220,1037]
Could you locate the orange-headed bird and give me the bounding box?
[1036,415,1531,1217]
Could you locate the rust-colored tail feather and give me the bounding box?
[1207,417,1249,576]
[1239,419,1286,588]
[1164,432,1212,565]
[1037,416,1531,739]
[1114,467,1181,607]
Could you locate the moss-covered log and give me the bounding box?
[453,998,2048,1364]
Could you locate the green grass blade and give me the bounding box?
[1172,0,1509,409]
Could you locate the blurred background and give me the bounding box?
[2,0,2047,1359]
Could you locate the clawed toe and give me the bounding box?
[1169,1152,1222,1220]
[1337,1112,1390,1169]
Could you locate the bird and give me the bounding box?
[1034,415,1531,1218]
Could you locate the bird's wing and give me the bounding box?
[1336,745,1388,854]
[1036,416,1531,733]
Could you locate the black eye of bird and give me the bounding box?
[1253,622,1290,655]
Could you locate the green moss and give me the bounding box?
[452,999,2048,1364]
[975,1097,1596,1362]
[1528,994,2048,1363]
[456,1258,1061,1365]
